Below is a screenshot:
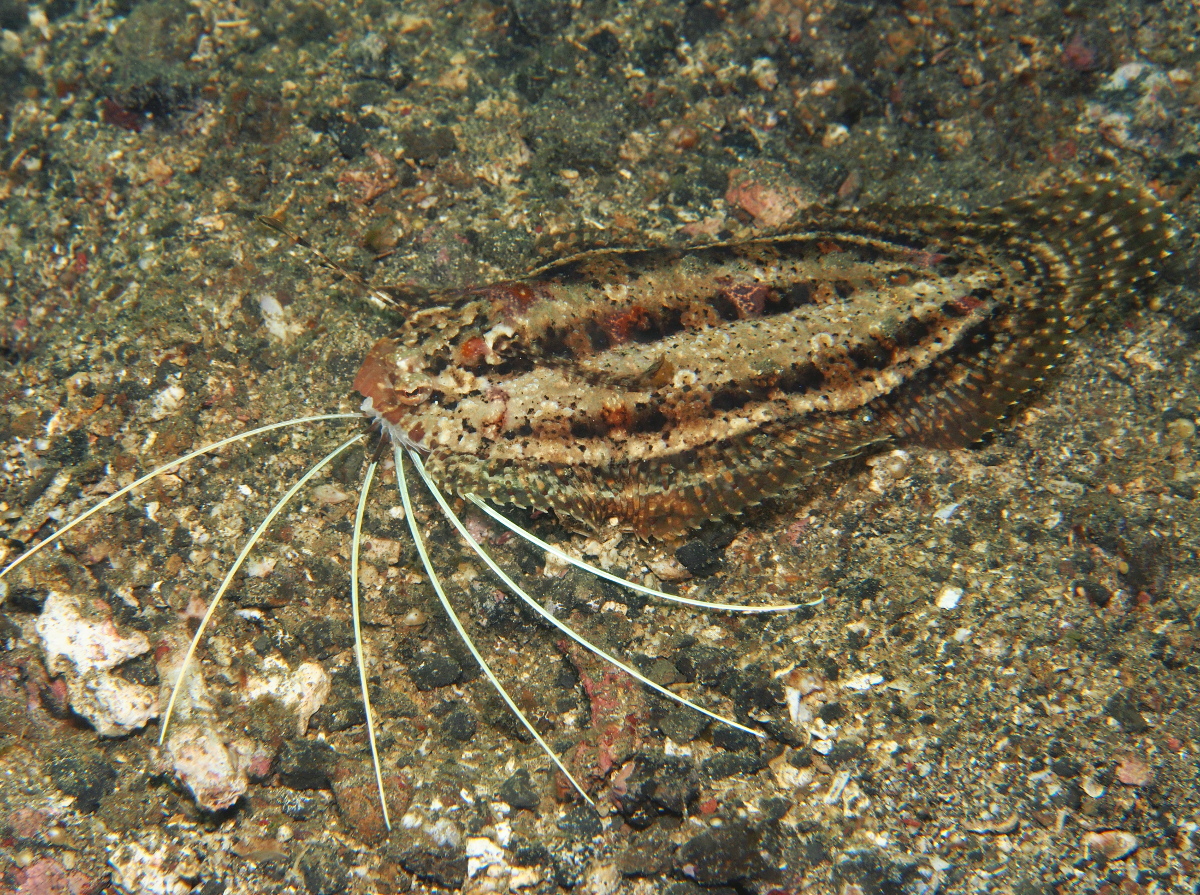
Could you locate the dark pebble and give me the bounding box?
[657,703,709,743]
[760,796,792,823]
[677,823,762,886]
[803,836,832,865]
[1050,756,1082,778]
[711,726,757,752]
[511,841,551,867]
[840,577,882,601]
[1106,690,1149,733]
[818,702,847,723]
[498,769,539,810]
[294,618,350,661]
[440,707,478,743]
[45,747,117,812]
[399,125,458,163]
[585,29,620,60]
[673,644,734,688]
[617,831,672,877]
[1051,780,1083,811]
[1074,578,1112,608]
[833,850,922,895]
[826,740,867,766]
[306,114,367,160]
[389,832,467,890]
[616,755,698,828]
[409,653,462,690]
[277,738,335,790]
[702,752,764,781]
[557,804,603,839]
[298,842,350,895]
[675,540,722,577]
[311,697,366,733]
[789,749,814,769]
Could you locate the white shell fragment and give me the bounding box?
[35,589,159,736]
[164,724,248,812]
[964,814,1020,834]
[842,673,884,691]
[244,656,332,735]
[258,292,303,342]
[108,839,189,895]
[1082,830,1139,861]
[148,385,186,422]
[936,585,964,610]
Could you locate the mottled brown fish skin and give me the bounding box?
[355,179,1175,537]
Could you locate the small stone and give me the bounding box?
[647,658,680,687]
[109,840,189,894]
[332,770,410,845]
[10,858,98,895]
[439,706,477,743]
[1073,579,1112,608]
[389,821,467,889]
[557,804,603,839]
[409,653,462,690]
[277,738,335,790]
[399,125,458,162]
[1050,756,1082,778]
[1082,775,1106,798]
[615,755,698,828]
[818,702,846,723]
[702,752,763,780]
[658,703,709,743]
[1051,780,1083,811]
[1115,756,1153,786]
[1105,691,1149,733]
[825,740,867,766]
[617,832,672,877]
[298,842,350,895]
[1082,830,1139,860]
[963,814,1020,834]
[1165,417,1195,440]
[674,540,722,577]
[35,590,158,737]
[165,724,248,812]
[582,861,621,895]
[672,644,734,688]
[499,769,540,810]
[711,726,757,752]
[45,747,117,813]
[935,585,963,610]
[677,823,762,886]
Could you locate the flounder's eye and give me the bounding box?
[394,383,432,406]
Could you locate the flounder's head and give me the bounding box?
[354,336,435,444]
[354,333,494,451]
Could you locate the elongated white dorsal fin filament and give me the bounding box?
[411,450,765,739]
[0,414,362,584]
[350,457,390,830]
[464,494,823,613]
[160,433,366,745]
[394,443,596,806]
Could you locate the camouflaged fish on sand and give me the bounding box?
[354,179,1175,538]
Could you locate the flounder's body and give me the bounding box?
[355,181,1174,537]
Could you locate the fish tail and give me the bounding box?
[988,178,1178,317]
